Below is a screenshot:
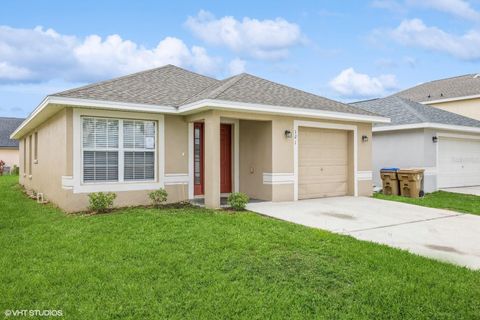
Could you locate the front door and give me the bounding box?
[220,124,232,193]
[193,123,233,196]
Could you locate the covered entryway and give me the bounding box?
[193,122,233,196]
[298,127,350,199]
[438,136,480,188]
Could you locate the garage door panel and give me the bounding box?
[438,137,480,188]
[298,127,349,199]
[299,182,348,199]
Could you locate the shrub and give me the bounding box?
[0,160,5,176]
[149,188,168,207]
[227,192,249,211]
[88,192,116,213]
[11,165,19,175]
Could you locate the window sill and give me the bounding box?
[71,180,162,194]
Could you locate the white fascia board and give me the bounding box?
[178,99,391,124]
[11,96,176,139]
[420,94,480,105]
[373,122,480,134]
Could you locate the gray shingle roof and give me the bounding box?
[52,64,376,117]
[394,73,480,102]
[0,117,24,148]
[54,65,219,106]
[352,96,480,128]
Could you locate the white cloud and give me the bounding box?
[185,10,303,60]
[406,0,480,21]
[227,58,246,75]
[0,25,221,83]
[329,68,397,98]
[389,19,480,60]
[371,0,406,14]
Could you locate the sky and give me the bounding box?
[1,0,480,118]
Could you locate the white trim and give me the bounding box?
[263,173,295,185]
[164,173,189,185]
[437,131,480,140]
[72,108,165,193]
[373,122,480,134]
[12,97,390,139]
[356,171,372,181]
[188,123,194,199]
[61,176,74,189]
[294,120,358,200]
[420,94,480,105]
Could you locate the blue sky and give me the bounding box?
[1,0,480,118]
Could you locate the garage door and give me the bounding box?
[298,127,349,199]
[438,137,480,188]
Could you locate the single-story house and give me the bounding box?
[0,117,24,171]
[353,96,480,193]
[394,73,480,121]
[11,64,388,212]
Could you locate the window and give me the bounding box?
[28,135,32,174]
[81,117,156,183]
[34,132,38,161]
[23,138,26,174]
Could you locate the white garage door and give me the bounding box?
[438,137,480,188]
[298,127,349,199]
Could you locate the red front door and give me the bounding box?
[193,123,232,196]
[220,124,232,193]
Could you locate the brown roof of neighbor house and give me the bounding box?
[52,64,377,117]
[393,73,480,102]
[0,117,24,148]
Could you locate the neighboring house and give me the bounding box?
[353,96,480,193]
[394,74,480,121]
[11,65,388,212]
[0,117,24,171]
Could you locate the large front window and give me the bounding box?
[82,117,156,183]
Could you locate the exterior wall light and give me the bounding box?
[284,130,292,138]
[362,135,369,142]
[432,136,438,143]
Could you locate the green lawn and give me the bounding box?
[1,176,479,319]
[374,191,480,215]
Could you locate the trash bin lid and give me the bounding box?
[381,167,399,171]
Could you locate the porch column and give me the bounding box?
[204,112,221,208]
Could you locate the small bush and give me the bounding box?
[227,192,249,211]
[88,192,116,213]
[149,188,168,207]
[0,160,5,176]
[11,165,19,175]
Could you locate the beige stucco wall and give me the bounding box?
[18,106,373,211]
[428,97,480,121]
[0,148,19,169]
[239,120,272,200]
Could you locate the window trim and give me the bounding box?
[71,108,164,193]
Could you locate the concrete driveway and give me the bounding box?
[441,186,480,196]
[247,197,480,270]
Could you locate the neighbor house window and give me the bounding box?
[81,117,156,183]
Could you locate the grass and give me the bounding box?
[374,191,480,215]
[1,176,479,319]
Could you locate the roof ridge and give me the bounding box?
[52,64,217,97]
[178,73,247,105]
[0,116,25,120]
[394,96,429,122]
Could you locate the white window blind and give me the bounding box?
[123,120,155,181]
[81,117,156,183]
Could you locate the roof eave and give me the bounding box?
[179,99,391,124]
[373,122,480,133]
[12,96,390,140]
[419,93,480,105]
